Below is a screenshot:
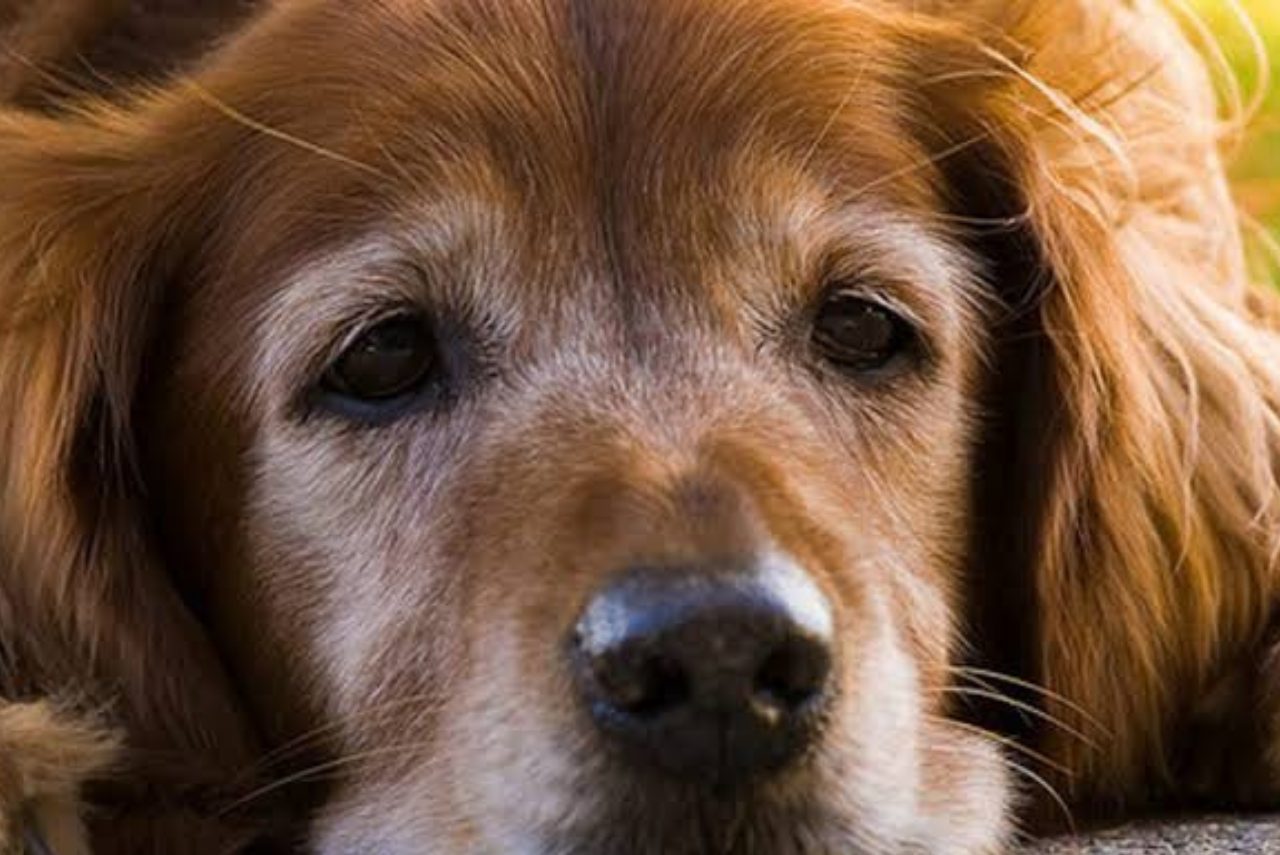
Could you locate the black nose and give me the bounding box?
[571,555,835,786]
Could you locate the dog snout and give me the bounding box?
[571,554,836,786]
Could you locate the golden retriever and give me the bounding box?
[2,0,1280,853]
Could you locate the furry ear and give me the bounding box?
[0,0,258,109]
[921,0,1280,816]
[0,101,274,851]
[0,701,118,855]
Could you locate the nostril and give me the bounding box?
[593,653,691,718]
[753,637,832,710]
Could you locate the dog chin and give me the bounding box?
[309,620,1011,855]
[319,798,865,855]
[538,793,875,855]
[313,756,1010,855]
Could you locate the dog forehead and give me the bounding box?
[347,0,928,266]
[193,0,943,340]
[259,0,923,201]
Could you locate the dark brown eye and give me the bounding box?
[323,314,437,402]
[813,292,912,373]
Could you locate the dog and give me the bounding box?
[3,0,1280,853]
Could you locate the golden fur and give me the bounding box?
[0,702,115,854]
[1,0,1279,853]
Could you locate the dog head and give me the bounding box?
[3,1,1279,853]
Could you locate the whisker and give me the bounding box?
[796,56,869,175]
[928,713,1077,781]
[219,741,435,817]
[937,687,1101,751]
[183,81,389,178]
[920,210,1028,230]
[847,133,990,202]
[947,666,1111,734]
[1003,755,1077,837]
[228,692,442,784]
[926,741,1077,837]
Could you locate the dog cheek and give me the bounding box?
[915,725,1013,855]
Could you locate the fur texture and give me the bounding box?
[1,1,1279,853]
[0,702,116,855]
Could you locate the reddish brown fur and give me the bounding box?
[2,1,1280,853]
[0,0,257,107]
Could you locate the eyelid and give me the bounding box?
[809,261,942,372]
[321,303,426,372]
[814,267,929,334]
[288,302,430,419]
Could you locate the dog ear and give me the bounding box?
[919,0,1280,815]
[0,0,258,109]
[0,701,118,855]
[0,99,276,851]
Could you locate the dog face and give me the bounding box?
[138,4,1006,852]
[4,1,1280,854]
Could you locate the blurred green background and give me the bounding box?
[1198,0,1279,237]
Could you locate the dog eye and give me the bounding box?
[323,314,438,403]
[812,292,913,373]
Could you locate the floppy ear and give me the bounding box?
[0,101,274,851]
[0,701,118,855]
[920,0,1280,815]
[0,0,258,109]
